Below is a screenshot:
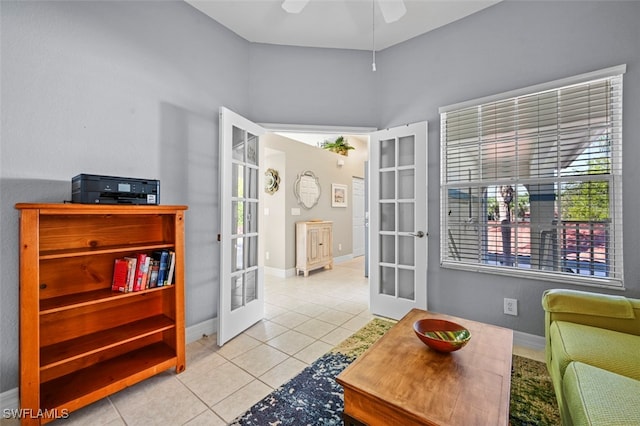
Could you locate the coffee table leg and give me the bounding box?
[342,412,367,426]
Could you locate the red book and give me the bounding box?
[124,256,137,292]
[140,255,151,290]
[133,253,148,292]
[112,258,129,292]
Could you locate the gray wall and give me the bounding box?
[376,0,640,334]
[2,0,639,395]
[0,0,252,392]
[248,43,378,127]
[0,1,378,393]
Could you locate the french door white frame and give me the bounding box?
[368,122,428,320]
[218,107,266,346]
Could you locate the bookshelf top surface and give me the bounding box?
[15,203,188,213]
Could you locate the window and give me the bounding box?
[439,66,624,287]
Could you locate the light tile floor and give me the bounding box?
[43,256,543,425]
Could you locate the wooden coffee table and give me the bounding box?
[336,309,513,426]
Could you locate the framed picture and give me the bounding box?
[331,183,348,208]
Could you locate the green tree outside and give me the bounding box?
[561,158,610,221]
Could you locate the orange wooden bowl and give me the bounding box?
[413,319,471,353]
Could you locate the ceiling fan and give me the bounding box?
[281,0,407,24]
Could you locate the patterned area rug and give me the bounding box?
[230,319,560,426]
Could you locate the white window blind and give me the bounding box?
[440,67,624,287]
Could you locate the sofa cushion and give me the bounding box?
[563,362,640,425]
[550,321,640,381]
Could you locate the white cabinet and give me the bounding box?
[296,221,333,277]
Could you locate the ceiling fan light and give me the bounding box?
[378,0,407,23]
[282,0,309,14]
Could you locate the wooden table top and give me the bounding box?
[336,309,513,426]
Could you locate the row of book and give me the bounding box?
[111,250,176,293]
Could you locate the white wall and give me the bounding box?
[263,149,287,269]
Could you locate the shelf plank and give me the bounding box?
[40,342,177,414]
[16,203,188,214]
[40,315,175,370]
[40,285,175,314]
[40,242,174,259]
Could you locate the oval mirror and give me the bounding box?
[294,170,321,209]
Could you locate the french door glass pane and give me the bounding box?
[380,203,395,231]
[232,164,244,197]
[232,126,245,162]
[246,201,258,233]
[232,237,243,272]
[398,170,414,199]
[245,269,257,303]
[398,268,415,300]
[380,235,395,263]
[231,275,242,311]
[398,135,415,167]
[380,266,395,296]
[398,202,415,233]
[246,236,258,268]
[232,201,243,234]
[380,171,395,200]
[247,167,258,199]
[398,236,414,266]
[247,133,258,165]
[380,138,395,168]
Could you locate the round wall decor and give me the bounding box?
[265,168,280,194]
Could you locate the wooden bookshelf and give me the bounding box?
[15,203,187,425]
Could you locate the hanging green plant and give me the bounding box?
[322,136,355,156]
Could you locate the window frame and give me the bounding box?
[439,65,625,289]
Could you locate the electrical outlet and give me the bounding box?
[338,243,342,251]
[265,251,270,260]
[504,298,518,316]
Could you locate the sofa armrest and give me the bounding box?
[542,289,637,319]
[542,289,640,367]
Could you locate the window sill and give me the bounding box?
[440,260,625,291]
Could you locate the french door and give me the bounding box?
[218,107,266,346]
[369,122,428,320]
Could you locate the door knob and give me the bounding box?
[410,231,426,238]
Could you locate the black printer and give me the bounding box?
[72,174,160,205]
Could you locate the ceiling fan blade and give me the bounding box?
[378,0,407,23]
[281,0,310,14]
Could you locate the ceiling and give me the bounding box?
[185,0,501,51]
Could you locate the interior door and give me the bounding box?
[218,107,266,346]
[369,122,428,320]
[352,177,365,257]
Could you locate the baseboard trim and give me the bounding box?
[513,330,545,352]
[185,318,218,344]
[333,254,354,264]
[264,254,356,279]
[264,266,296,278]
[1,387,18,411]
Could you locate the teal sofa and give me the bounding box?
[542,289,640,425]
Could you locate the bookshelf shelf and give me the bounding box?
[40,342,177,413]
[39,285,175,314]
[16,203,187,425]
[40,315,175,370]
[39,242,175,260]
